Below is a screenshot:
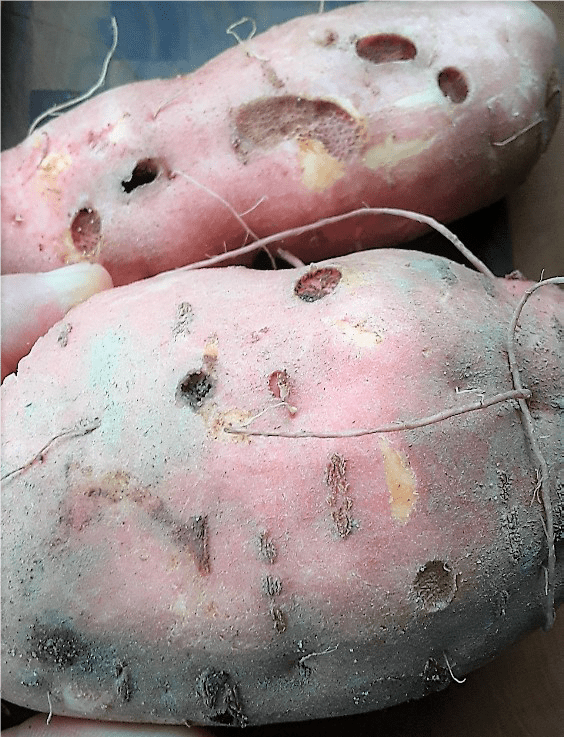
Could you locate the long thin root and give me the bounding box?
[28,17,118,136]
[506,276,563,630]
[178,206,495,278]
[226,389,530,438]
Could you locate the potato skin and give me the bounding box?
[1,1,560,285]
[1,250,562,726]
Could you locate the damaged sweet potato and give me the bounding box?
[1,1,560,285]
[2,248,562,726]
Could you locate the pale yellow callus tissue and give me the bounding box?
[298,138,346,192]
[364,134,436,170]
[380,438,418,523]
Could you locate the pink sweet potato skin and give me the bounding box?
[2,250,562,727]
[1,1,560,285]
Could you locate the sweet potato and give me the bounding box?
[2,247,562,727]
[1,1,560,285]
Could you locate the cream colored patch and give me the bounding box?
[106,114,131,144]
[364,134,435,170]
[206,407,254,443]
[299,138,345,191]
[380,439,417,523]
[335,319,383,349]
[36,151,72,202]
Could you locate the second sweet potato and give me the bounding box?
[2,249,562,726]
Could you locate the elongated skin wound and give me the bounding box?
[1,249,562,726]
[1,1,560,285]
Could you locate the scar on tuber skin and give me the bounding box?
[28,17,118,136]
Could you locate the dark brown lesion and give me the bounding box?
[257,531,277,563]
[196,668,247,727]
[294,267,342,302]
[270,604,287,634]
[413,561,457,613]
[325,453,354,537]
[262,574,282,598]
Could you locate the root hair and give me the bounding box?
[28,17,118,136]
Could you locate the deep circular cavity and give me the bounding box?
[122,158,160,193]
[176,371,213,409]
[438,67,469,103]
[70,208,101,254]
[355,34,417,63]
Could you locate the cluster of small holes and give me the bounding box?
[438,67,469,103]
[176,371,213,409]
[121,158,159,193]
[355,34,417,63]
[234,96,364,161]
[70,207,101,254]
[413,560,457,613]
[294,267,342,302]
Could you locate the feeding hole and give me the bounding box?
[438,67,468,103]
[269,369,291,401]
[121,158,159,193]
[355,34,416,63]
[70,207,101,254]
[295,267,341,302]
[176,371,213,409]
[413,560,457,612]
